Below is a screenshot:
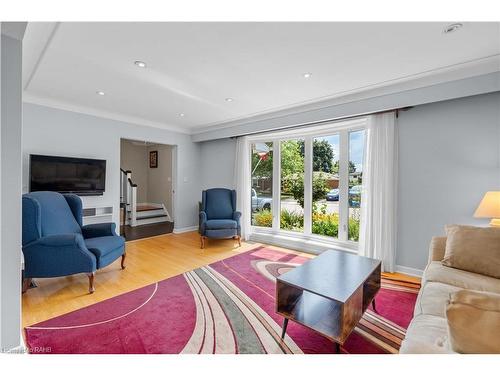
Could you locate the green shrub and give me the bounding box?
[252,209,272,227]
[348,218,360,241]
[280,209,304,231]
[312,210,339,237]
[253,206,360,242]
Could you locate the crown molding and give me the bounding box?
[192,70,500,142]
[23,92,191,135]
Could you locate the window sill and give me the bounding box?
[250,227,358,256]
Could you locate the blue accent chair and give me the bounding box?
[22,191,126,294]
[199,188,241,249]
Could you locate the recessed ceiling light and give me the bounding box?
[225,98,233,102]
[443,23,463,34]
[134,60,147,68]
[96,91,105,96]
[179,113,185,117]
[303,72,312,78]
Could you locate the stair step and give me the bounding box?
[136,205,163,212]
[137,214,168,220]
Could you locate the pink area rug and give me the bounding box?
[25,247,419,354]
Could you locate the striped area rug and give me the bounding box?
[25,247,419,354]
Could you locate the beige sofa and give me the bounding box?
[400,236,500,353]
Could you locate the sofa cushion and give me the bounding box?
[85,236,125,259]
[413,281,462,318]
[447,290,500,354]
[424,261,500,293]
[443,225,500,278]
[205,219,237,230]
[399,314,452,354]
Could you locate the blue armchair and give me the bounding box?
[199,188,241,249]
[22,191,126,294]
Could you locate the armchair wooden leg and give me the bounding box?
[237,235,241,247]
[87,272,95,294]
[121,252,126,270]
[22,278,32,294]
[200,236,206,249]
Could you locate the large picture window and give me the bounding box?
[249,119,366,247]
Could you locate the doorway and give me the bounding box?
[119,138,175,240]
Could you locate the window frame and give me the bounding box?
[248,117,368,250]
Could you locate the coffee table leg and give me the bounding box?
[372,298,377,312]
[281,318,289,339]
[334,342,341,354]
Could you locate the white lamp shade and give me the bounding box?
[474,191,500,218]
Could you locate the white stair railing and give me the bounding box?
[130,185,137,227]
[121,169,138,227]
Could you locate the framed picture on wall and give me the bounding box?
[149,150,158,168]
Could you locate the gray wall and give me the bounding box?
[120,140,150,202]
[397,92,500,270]
[147,144,173,216]
[197,92,500,271]
[23,103,201,231]
[199,138,237,190]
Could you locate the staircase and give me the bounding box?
[120,168,172,227]
[132,203,171,226]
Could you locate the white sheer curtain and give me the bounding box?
[234,136,252,240]
[358,112,398,272]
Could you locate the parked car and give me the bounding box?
[349,185,362,196]
[251,189,272,212]
[325,185,362,207]
[349,185,362,207]
[326,189,339,201]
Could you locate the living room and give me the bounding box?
[1,1,500,373]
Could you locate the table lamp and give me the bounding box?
[474,191,500,227]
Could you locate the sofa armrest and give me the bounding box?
[428,236,447,264]
[23,234,96,277]
[82,222,117,239]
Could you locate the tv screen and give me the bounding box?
[30,154,106,196]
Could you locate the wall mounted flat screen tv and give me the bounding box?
[30,154,106,196]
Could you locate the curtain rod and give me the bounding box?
[230,106,412,139]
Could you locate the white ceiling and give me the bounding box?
[23,22,500,134]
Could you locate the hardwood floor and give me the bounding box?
[22,231,263,328]
[21,231,420,329]
[120,221,174,241]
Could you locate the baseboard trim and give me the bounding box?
[173,225,198,234]
[395,265,424,277]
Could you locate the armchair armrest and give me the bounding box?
[233,211,242,223]
[82,222,118,239]
[23,234,96,277]
[199,211,207,234]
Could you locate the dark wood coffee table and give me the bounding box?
[276,250,381,353]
